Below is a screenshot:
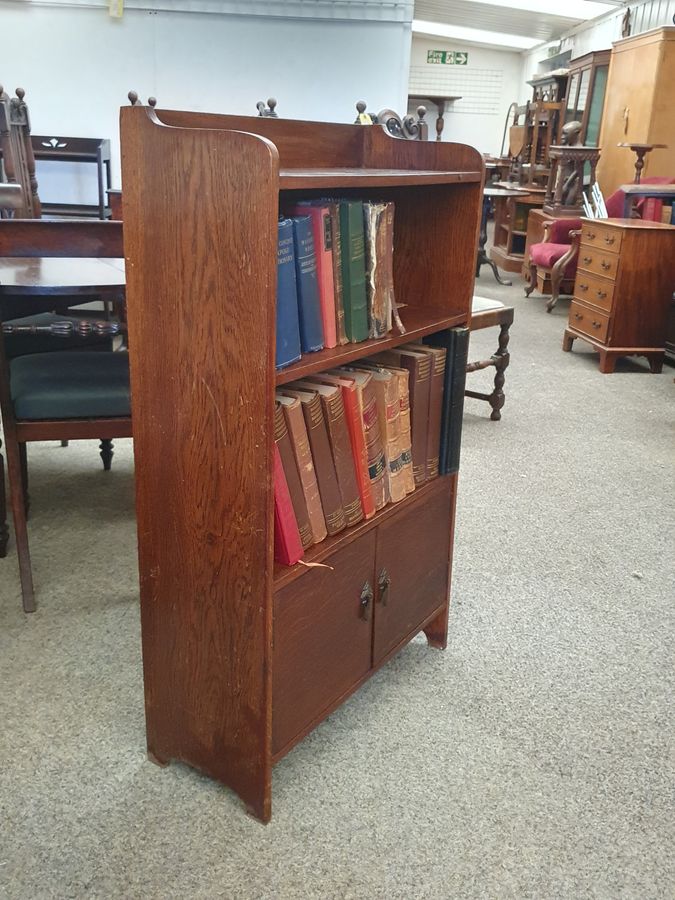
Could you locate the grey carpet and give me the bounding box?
[1,281,673,899]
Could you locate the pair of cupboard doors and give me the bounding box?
[273,479,455,756]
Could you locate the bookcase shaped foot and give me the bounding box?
[147,748,170,768]
[424,605,449,649]
[647,353,664,374]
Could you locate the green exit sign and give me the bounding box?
[427,49,468,65]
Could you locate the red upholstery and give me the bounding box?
[530,242,577,278]
[547,217,582,243]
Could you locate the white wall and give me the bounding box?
[408,36,522,156]
[0,1,413,198]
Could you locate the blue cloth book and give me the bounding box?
[424,327,469,475]
[290,215,324,353]
[276,218,302,370]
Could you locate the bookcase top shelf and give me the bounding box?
[276,308,468,385]
[279,169,482,189]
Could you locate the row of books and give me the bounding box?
[276,199,401,369]
[274,327,470,566]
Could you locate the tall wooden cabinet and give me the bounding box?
[563,50,611,147]
[597,27,675,195]
[120,105,482,821]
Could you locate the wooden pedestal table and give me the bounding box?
[562,218,675,373]
[476,187,526,285]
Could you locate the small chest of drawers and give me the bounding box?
[563,218,675,372]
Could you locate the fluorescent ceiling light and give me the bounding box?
[412,19,542,50]
[452,0,617,17]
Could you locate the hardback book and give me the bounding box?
[276,392,327,544]
[275,218,302,370]
[274,401,313,550]
[327,202,348,345]
[288,204,337,349]
[363,201,395,339]
[350,365,407,504]
[301,372,376,520]
[273,443,304,566]
[290,380,364,528]
[382,366,414,495]
[370,348,430,486]
[401,343,446,481]
[339,200,369,343]
[290,215,325,353]
[424,327,469,475]
[329,367,387,511]
[278,387,346,536]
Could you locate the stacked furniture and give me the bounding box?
[120,103,482,821]
[562,218,675,372]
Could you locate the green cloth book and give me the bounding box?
[339,201,369,342]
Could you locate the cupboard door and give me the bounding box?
[373,483,454,664]
[273,532,376,754]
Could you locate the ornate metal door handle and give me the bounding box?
[360,582,373,621]
[378,569,390,606]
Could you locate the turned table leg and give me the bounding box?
[489,322,511,421]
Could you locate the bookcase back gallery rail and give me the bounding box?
[120,104,483,822]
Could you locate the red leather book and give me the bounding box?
[273,443,304,566]
[274,401,313,549]
[288,204,337,349]
[302,373,376,520]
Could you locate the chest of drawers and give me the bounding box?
[563,218,675,372]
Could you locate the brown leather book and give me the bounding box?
[327,202,348,345]
[278,388,346,536]
[370,348,430,486]
[291,380,364,527]
[274,402,313,549]
[329,367,387,511]
[350,365,406,504]
[402,343,446,480]
[276,392,327,544]
[364,201,397,338]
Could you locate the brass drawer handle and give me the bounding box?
[604,236,615,245]
[579,283,588,292]
[574,312,583,320]
[582,256,592,264]
[377,569,390,606]
[586,231,596,240]
[360,582,373,621]
[592,321,602,329]
[597,290,607,299]
[601,261,611,270]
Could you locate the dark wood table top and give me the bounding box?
[0,256,125,296]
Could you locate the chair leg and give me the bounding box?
[547,266,563,312]
[18,442,29,518]
[0,437,9,559]
[489,322,511,421]
[4,434,35,612]
[524,263,538,297]
[100,439,114,471]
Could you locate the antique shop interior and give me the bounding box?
[0,0,673,896]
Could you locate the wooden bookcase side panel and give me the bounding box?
[120,106,278,822]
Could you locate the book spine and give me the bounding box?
[302,393,346,535]
[328,203,348,345]
[358,380,388,511]
[447,327,469,474]
[382,202,395,335]
[275,218,302,370]
[291,216,324,353]
[290,206,337,349]
[273,444,304,566]
[280,399,327,544]
[364,202,392,339]
[372,376,406,503]
[340,201,368,342]
[274,403,313,549]
[341,386,376,520]
[393,369,415,494]
[321,391,364,527]
[426,349,445,480]
[425,330,457,476]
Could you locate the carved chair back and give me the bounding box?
[0,87,41,218]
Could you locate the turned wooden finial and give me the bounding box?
[417,105,427,121]
[148,96,157,108]
[15,87,25,101]
[128,90,139,106]
[267,97,277,116]
[356,100,367,115]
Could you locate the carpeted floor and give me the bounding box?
[1,279,673,899]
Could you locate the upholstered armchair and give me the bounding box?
[524,217,583,312]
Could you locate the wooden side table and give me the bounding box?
[562,218,675,372]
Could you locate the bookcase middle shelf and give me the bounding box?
[276,308,467,385]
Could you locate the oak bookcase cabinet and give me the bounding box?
[120,105,482,821]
